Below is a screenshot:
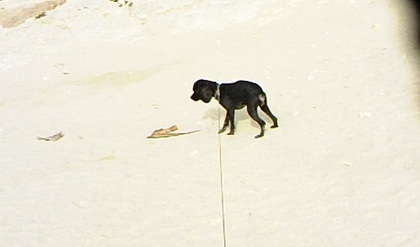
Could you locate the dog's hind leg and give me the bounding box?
[247,103,266,138]
[259,95,278,128]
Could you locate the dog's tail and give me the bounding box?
[258,93,266,106]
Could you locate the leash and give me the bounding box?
[216,83,227,247]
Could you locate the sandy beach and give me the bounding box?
[1,0,419,246]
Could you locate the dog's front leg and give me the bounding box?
[227,109,235,135]
[218,111,229,134]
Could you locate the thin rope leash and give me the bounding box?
[216,84,227,247]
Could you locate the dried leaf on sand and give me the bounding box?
[37,131,64,142]
[0,0,66,28]
[147,125,199,139]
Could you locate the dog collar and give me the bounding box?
[215,84,221,100]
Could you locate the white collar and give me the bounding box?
[215,84,221,100]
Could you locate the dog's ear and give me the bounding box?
[201,84,214,103]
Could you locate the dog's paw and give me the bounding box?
[254,134,264,138]
[227,131,235,135]
[270,124,279,129]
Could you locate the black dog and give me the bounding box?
[190,79,278,138]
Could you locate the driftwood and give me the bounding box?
[147,125,199,139]
[0,0,66,28]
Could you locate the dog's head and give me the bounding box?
[190,79,217,103]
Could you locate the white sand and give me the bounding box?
[0,0,419,246]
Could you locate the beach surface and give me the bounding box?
[1,0,419,246]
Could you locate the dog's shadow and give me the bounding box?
[203,108,261,129]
